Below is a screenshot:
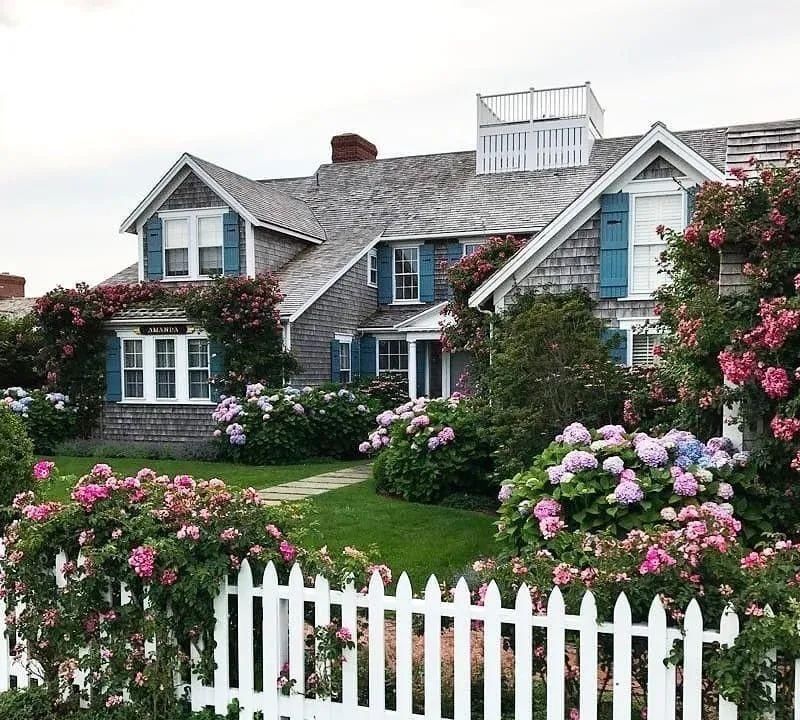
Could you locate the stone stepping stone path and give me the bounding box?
[259,464,371,505]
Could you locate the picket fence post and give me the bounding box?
[515,583,534,720]
[453,576,472,720]
[260,561,280,720]
[578,591,598,720]
[368,570,386,719]
[718,603,739,720]
[683,599,704,720]
[236,560,256,716]
[287,563,305,720]
[395,572,414,718]
[339,578,358,710]
[647,595,669,720]
[483,580,502,720]
[546,586,566,720]
[613,593,632,720]
[313,573,332,720]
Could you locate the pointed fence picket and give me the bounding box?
[0,558,798,720]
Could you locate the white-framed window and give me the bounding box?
[630,192,683,296]
[123,339,144,399]
[159,209,228,280]
[631,331,664,367]
[197,216,223,277]
[462,241,484,257]
[116,332,215,403]
[187,338,211,399]
[155,339,177,399]
[393,246,419,302]
[339,342,352,383]
[378,339,408,374]
[367,249,378,288]
[164,218,190,277]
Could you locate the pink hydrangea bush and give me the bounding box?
[359,395,493,503]
[496,422,756,555]
[212,383,375,464]
[0,463,385,715]
[465,505,800,720]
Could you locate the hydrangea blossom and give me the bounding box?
[614,480,644,505]
[602,456,625,475]
[561,422,591,445]
[561,450,598,473]
[635,440,669,467]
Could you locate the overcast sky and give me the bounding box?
[1,0,799,295]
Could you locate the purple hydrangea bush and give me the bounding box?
[212,384,375,464]
[496,422,754,554]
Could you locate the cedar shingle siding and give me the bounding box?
[291,255,377,386]
[516,211,654,326]
[254,227,307,273]
[97,403,215,444]
[159,172,225,210]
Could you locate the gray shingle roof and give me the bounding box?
[112,305,188,321]
[265,126,727,315]
[98,263,138,286]
[188,155,325,241]
[0,297,36,319]
[359,305,433,330]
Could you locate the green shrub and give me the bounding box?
[2,387,76,453]
[213,384,377,464]
[0,314,44,389]
[362,396,494,503]
[0,685,54,720]
[354,372,409,408]
[0,407,34,506]
[55,438,219,461]
[486,290,632,477]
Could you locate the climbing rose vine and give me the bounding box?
[652,153,800,531]
[439,234,526,361]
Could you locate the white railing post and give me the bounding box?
[261,562,281,720]
[515,583,534,720]
[314,574,332,720]
[612,593,632,720]
[287,564,305,720]
[212,575,230,714]
[647,596,669,720]
[236,560,256,716]
[424,574,442,719]
[340,579,358,711]
[683,599,704,720]
[546,586,566,720]
[395,572,413,718]
[453,577,472,720]
[368,570,386,720]
[483,581,502,720]
[579,591,598,720]
[718,604,739,720]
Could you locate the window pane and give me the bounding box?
[188,339,209,368]
[189,370,210,399]
[631,195,682,294]
[164,218,189,249]
[198,246,223,276]
[165,248,189,277]
[124,370,144,398]
[632,333,663,367]
[393,247,419,301]
[123,340,142,369]
[368,252,378,285]
[197,216,223,247]
[156,371,176,399]
[378,339,408,373]
[155,339,175,368]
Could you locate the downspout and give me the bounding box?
[281,320,292,387]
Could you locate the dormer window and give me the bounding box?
[164,218,190,277]
[159,209,227,280]
[393,246,420,302]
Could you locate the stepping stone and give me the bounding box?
[279,481,352,490]
[257,464,372,504]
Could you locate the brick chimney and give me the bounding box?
[331,133,378,163]
[0,273,25,298]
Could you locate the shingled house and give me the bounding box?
[99,83,800,444]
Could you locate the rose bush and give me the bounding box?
[213,384,377,463]
[2,387,76,453]
[360,395,494,503]
[0,463,385,717]
[496,422,762,555]
[465,505,800,720]
[0,408,34,514]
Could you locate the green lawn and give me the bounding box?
[45,456,367,502]
[307,479,497,587]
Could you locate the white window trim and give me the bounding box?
[335,333,353,383]
[616,317,663,367]
[367,249,378,288]
[391,243,422,305]
[158,207,229,282]
[376,335,409,375]
[461,239,485,257]
[618,186,686,302]
[116,330,214,404]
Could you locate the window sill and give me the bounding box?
[616,295,656,302]
[160,276,216,283]
[118,399,214,406]
[391,300,424,306]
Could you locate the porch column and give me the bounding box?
[407,339,417,399]
[441,350,451,398]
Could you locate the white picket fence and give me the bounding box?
[1,560,798,720]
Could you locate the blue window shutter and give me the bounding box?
[210,340,225,401]
[446,242,462,299]
[330,339,341,381]
[105,335,122,402]
[686,186,697,225]
[416,343,427,397]
[146,217,163,280]
[360,335,377,377]
[599,193,629,299]
[419,244,434,302]
[601,328,628,365]
[223,212,240,276]
[350,338,361,379]
[377,246,392,304]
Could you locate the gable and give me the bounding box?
[159,171,225,211]
[632,156,683,181]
